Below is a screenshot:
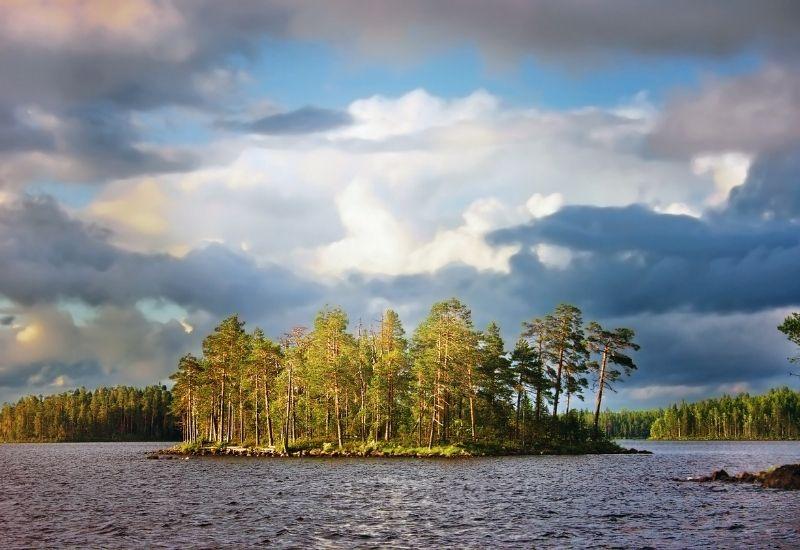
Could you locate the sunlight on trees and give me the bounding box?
[167,300,641,449]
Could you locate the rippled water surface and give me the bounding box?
[1,440,799,548]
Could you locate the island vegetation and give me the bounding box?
[166,299,640,456]
[0,385,176,442]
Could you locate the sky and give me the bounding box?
[1,0,799,409]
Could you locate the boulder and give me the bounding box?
[677,464,800,490]
[761,464,800,490]
[710,469,732,481]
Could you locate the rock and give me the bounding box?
[736,472,758,483]
[761,464,800,490]
[677,464,800,490]
[710,469,732,481]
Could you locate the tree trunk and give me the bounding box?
[515,378,523,440]
[254,374,260,447]
[593,346,609,437]
[265,369,275,447]
[283,364,292,448]
[333,376,343,449]
[552,346,564,419]
[467,365,476,441]
[219,371,226,443]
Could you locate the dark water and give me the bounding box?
[1,440,799,548]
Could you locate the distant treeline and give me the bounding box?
[649,387,800,440]
[594,387,800,440]
[591,409,662,439]
[0,385,177,443]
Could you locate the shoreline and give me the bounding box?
[147,440,653,459]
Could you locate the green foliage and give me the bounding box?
[593,408,661,439]
[649,387,800,440]
[778,312,800,363]
[165,299,635,451]
[0,385,177,442]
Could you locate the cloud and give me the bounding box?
[0,301,203,403]
[0,195,321,317]
[0,103,198,188]
[691,152,751,206]
[724,145,800,221]
[649,66,800,158]
[239,106,353,135]
[4,1,795,115]
[80,90,715,275]
[2,189,798,407]
[282,1,800,63]
[2,2,794,187]
[0,4,796,408]
[313,181,522,276]
[492,199,800,316]
[0,1,286,111]
[338,88,499,141]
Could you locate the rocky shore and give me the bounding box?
[676,464,800,490]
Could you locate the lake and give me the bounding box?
[1,440,798,548]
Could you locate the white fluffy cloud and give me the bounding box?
[84,89,719,278]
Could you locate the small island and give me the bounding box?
[161,300,642,457]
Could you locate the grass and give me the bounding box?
[168,436,627,457]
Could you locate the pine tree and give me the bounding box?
[586,322,639,437]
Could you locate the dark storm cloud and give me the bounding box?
[491,204,800,316]
[8,104,195,183]
[725,145,800,221]
[0,1,293,184]
[0,315,14,326]
[4,1,796,113]
[56,104,194,179]
[233,107,353,135]
[0,107,55,153]
[0,359,102,390]
[281,0,800,63]
[0,2,291,111]
[0,196,321,317]
[649,67,800,158]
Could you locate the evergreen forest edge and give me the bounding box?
[1,303,799,451]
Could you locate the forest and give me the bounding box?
[591,409,662,439]
[589,387,800,440]
[0,385,176,442]
[168,299,639,451]
[3,309,797,446]
[648,387,800,440]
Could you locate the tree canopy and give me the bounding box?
[168,299,640,450]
